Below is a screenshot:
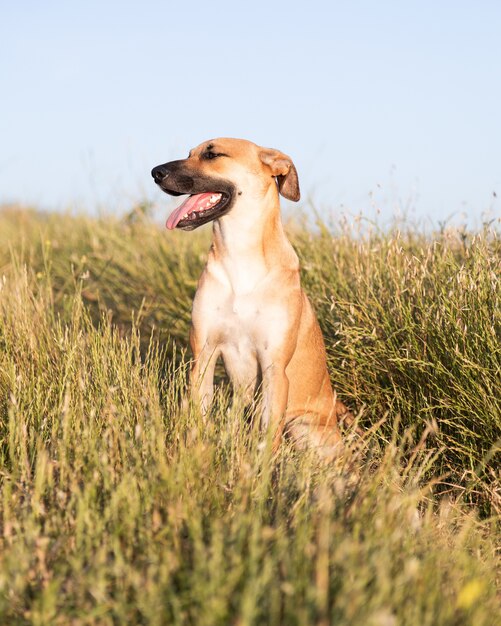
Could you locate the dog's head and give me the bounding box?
[151,138,300,231]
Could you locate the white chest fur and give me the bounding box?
[193,258,289,395]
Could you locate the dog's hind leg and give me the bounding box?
[285,413,343,462]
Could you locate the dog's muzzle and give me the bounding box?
[151,159,236,231]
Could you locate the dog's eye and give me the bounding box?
[202,150,229,161]
[203,151,219,160]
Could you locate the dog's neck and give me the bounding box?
[213,187,295,262]
[209,186,298,292]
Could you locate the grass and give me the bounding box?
[0,205,499,625]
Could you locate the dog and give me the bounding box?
[152,138,352,459]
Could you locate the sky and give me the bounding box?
[1,0,500,225]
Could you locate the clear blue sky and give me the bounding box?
[1,0,500,224]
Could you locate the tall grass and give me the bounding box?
[0,206,499,624]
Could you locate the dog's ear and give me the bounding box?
[259,148,300,202]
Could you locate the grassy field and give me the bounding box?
[0,205,499,625]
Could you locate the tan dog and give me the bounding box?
[152,138,351,458]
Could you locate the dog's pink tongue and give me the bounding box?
[166,193,214,230]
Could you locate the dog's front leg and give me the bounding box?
[259,361,290,453]
[256,293,302,453]
[189,327,220,417]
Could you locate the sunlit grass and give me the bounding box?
[0,206,499,625]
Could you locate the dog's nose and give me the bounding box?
[151,165,168,183]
